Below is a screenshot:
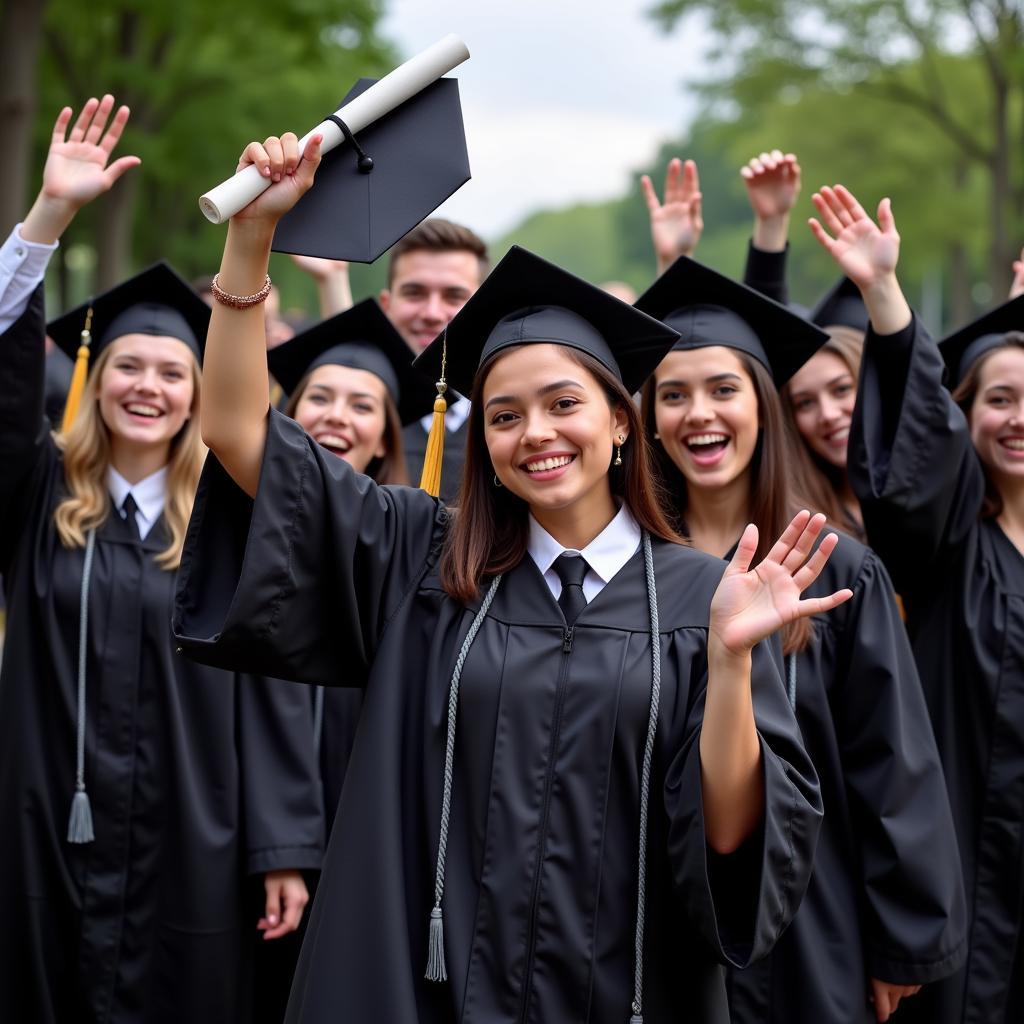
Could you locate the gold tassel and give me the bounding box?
[418,327,449,497]
[61,307,93,433]
[419,388,448,496]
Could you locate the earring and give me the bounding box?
[614,434,626,466]
[493,474,503,488]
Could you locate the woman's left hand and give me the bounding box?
[258,869,309,940]
[709,510,852,657]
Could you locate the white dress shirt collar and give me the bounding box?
[107,465,168,539]
[528,503,642,603]
[418,394,471,435]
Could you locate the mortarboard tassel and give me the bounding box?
[61,307,93,433]
[418,327,448,497]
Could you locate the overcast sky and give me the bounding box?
[378,1,709,238]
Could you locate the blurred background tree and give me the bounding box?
[1,0,393,307]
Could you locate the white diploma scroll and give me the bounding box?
[198,33,471,224]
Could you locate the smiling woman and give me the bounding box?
[0,98,323,1024]
[173,126,838,1024]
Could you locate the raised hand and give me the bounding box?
[709,511,852,657]
[641,157,703,274]
[290,252,350,281]
[808,185,900,292]
[22,96,141,245]
[232,132,323,226]
[42,96,140,208]
[1010,246,1024,300]
[741,149,801,221]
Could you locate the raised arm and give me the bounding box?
[201,132,323,497]
[808,185,911,336]
[641,157,704,276]
[809,184,983,587]
[740,149,800,304]
[290,253,353,318]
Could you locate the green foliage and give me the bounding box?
[34,0,395,305]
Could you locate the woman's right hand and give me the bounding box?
[231,132,323,227]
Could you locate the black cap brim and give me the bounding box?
[267,299,435,425]
[939,294,1024,388]
[810,277,869,332]
[272,77,471,264]
[413,246,680,396]
[635,255,828,387]
[47,262,210,365]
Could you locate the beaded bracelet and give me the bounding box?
[210,273,272,309]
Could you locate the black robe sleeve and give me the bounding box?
[665,637,823,968]
[0,284,50,568]
[742,242,790,305]
[173,408,447,686]
[847,315,986,594]
[834,548,967,982]
[238,672,325,875]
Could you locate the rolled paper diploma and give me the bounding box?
[199,33,471,223]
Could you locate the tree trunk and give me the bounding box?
[95,173,140,288]
[0,0,50,235]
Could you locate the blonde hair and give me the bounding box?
[53,343,205,569]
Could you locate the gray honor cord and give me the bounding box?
[424,535,665,1024]
[67,528,96,844]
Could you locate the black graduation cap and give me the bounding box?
[267,299,435,425]
[939,294,1024,388]
[810,277,869,333]
[413,246,680,397]
[634,255,829,387]
[272,78,470,264]
[48,262,210,365]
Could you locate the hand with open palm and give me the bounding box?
[710,511,851,658]
[641,158,703,274]
[808,184,912,335]
[22,95,141,245]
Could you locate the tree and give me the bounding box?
[0,0,50,234]
[31,0,394,293]
[649,0,1024,293]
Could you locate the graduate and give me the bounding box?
[171,129,843,1023]
[0,98,323,1024]
[815,182,1024,1023]
[636,256,966,1024]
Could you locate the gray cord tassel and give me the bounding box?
[425,574,503,983]
[786,651,797,710]
[629,533,661,1023]
[68,528,96,844]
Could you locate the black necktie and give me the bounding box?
[121,493,141,540]
[554,553,589,626]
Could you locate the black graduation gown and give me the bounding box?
[403,407,470,504]
[0,288,325,1024]
[172,408,825,1024]
[848,315,1024,1023]
[725,532,966,1023]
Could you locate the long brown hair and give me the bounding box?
[440,346,681,603]
[951,331,1024,520]
[640,351,814,654]
[53,344,205,570]
[284,372,410,485]
[779,326,865,538]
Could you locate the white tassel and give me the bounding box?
[425,906,447,982]
[67,787,95,844]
